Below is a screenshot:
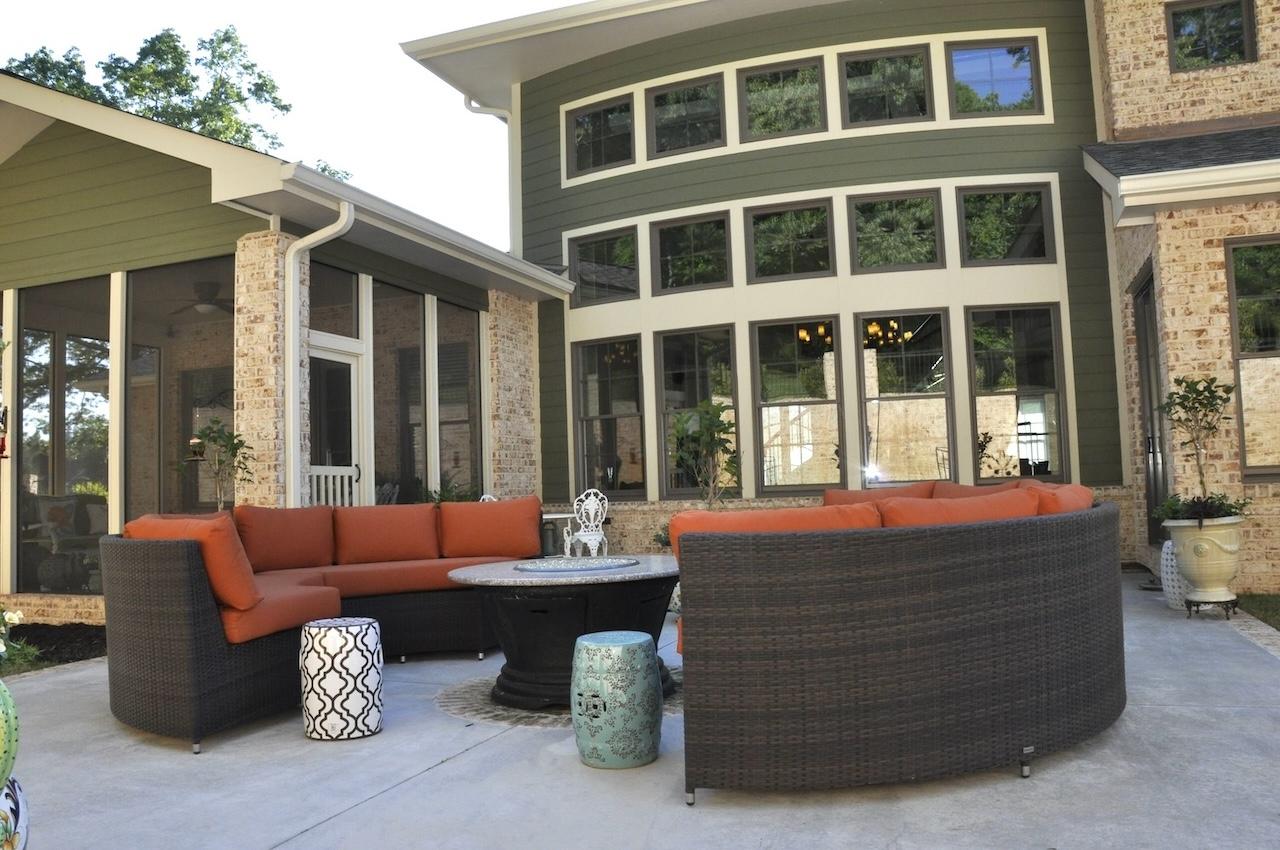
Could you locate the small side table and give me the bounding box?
[300,617,384,740]
[571,630,662,769]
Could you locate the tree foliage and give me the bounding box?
[1157,376,1240,514]
[670,399,739,509]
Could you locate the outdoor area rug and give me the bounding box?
[436,668,683,728]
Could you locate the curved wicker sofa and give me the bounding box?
[677,501,1125,803]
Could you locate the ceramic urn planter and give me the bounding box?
[1163,516,1244,602]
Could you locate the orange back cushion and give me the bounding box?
[932,480,1022,499]
[123,513,262,611]
[878,489,1040,528]
[333,504,440,564]
[824,481,935,505]
[440,495,543,558]
[1035,484,1095,515]
[234,505,334,572]
[669,503,881,559]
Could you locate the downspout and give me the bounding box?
[464,96,510,123]
[283,201,355,507]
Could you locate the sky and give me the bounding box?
[2,1,570,251]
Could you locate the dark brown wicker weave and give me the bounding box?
[678,502,1126,804]
[99,536,494,751]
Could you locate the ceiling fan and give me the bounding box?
[169,280,233,316]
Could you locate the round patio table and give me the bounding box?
[449,555,679,710]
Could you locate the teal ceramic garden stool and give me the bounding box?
[571,631,662,769]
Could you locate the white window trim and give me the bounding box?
[0,291,17,592]
[558,27,1053,188]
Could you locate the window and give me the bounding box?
[651,213,731,294]
[1168,0,1255,71]
[840,46,933,128]
[1227,238,1280,473]
[958,185,1054,266]
[859,312,953,484]
[849,190,944,273]
[947,39,1042,116]
[968,307,1065,481]
[437,300,484,494]
[575,337,645,496]
[657,327,736,497]
[310,262,358,337]
[569,228,639,306]
[738,59,827,141]
[746,201,835,283]
[566,96,634,177]
[372,282,427,503]
[647,75,726,158]
[754,319,842,491]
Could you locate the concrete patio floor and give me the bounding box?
[12,573,1280,849]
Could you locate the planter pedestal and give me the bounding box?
[1163,516,1244,606]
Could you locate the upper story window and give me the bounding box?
[569,228,639,307]
[738,58,827,142]
[849,190,944,273]
[651,213,732,294]
[746,200,835,283]
[566,96,634,177]
[840,45,933,128]
[647,76,726,158]
[1226,238,1280,474]
[958,184,1054,266]
[1167,0,1255,71]
[947,38,1043,117]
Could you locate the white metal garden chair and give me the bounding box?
[564,488,608,557]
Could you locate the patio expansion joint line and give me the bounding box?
[269,725,515,849]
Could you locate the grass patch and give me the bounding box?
[0,640,51,677]
[1238,594,1280,630]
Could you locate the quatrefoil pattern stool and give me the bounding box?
[571,631,662,768]
[300,617,384,740]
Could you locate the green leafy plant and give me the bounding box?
[1155,376,1247,521]
[425,471,480,504]
[671,399,739,509]
[190,418,254,511]
[1153,493,1250,522]
[653,521,671,550]
[0,607,35,669]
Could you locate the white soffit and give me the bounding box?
[402,0,852,109]
[1084,151,1280,227]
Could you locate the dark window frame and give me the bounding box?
[645,74,728,160]
[571,334,648,501]
[956,183,1057,268]
[744,198,837,284]
[1166,0,1257,73]
[945,37,1045,119]
[1225,234,1280,479]
[837,44,935,130]
[649,211,734,296]
[564,94,636,179]
[964,303,1070,484]
[567,226,641,309]
[737,56,829,143]
[848,189,946,275]
[654,324,739,500]
[750,315,847,495]
[854,308,957,487]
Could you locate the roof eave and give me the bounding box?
[1083,151,1280,227]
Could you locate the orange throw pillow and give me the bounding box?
[669,503,881,559]
[440,495,543,558]
[824,481,935,504]
[234,505,334,572]
[1035,484,1095,515]
[932,480,1022,498]
[124,513,262,611]
[333,504,440,564]
[878,489,1039,528]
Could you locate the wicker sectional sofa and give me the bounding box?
[99,497,543,751]
[672,487,1125,803]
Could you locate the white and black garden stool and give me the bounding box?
[300,617,384,740]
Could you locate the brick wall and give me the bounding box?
[1096,0,1280,138]
[487,290,541,497]
[0,593,104,626]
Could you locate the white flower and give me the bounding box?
[2,611,21,625]
[0,641,7,654]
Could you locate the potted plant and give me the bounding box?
[671,399,740,511]
[188,418,255,512]
[1154,376,1250,603]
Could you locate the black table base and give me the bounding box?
[479,575,678,710]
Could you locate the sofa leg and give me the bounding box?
[192,742,201,755]
[399,655,406,664]
[685,790,695,806]
[477,651,485,661]
[1020,745,1035,778]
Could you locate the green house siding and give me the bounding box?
[0,121,260,288]
[538,299,570,502]
[521,0,1124,487]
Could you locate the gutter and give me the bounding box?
[283,201,355,507]
[464,96,509,123]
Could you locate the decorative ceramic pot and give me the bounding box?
[571,631,662,769]
[0,681,17,787]
[1164,516,1244,603]
[0,776,25,850]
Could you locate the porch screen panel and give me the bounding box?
[437,300,483,497]
[372,282,426,504]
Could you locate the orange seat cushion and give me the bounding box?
[233,505,335,572]
[932,480,1022,498]
[1018,480,1061,490]
[878,489,1040,528]
[318,557,506,597]
[254,568,327,590]
[220,583,340,644]
[439,495,542,558]
[1035,484,1095,515]
[333,504,440,564]
[124,514,262,611]
[824,481,935,504]
[669,503,881,559]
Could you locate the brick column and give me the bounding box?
[486,290,540,497]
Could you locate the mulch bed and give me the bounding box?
[9,623,106,664]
